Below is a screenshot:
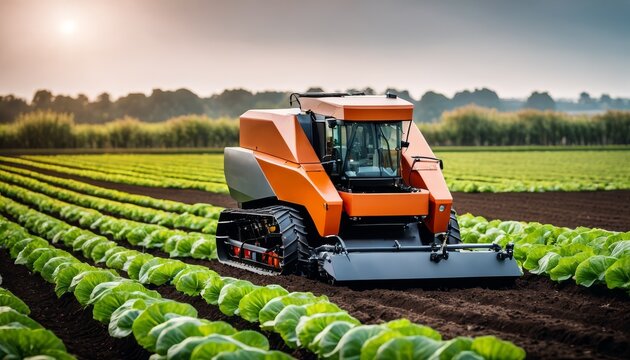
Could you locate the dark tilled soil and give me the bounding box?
[453,191,630,232]
[0,251,150,360]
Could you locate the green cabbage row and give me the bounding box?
[459,214,630,292]
[0,214,291,360]
[0,164,221,217]
[0,168,220,231]
[22,154,226,184]
[0,286,76,360]
[0,193,526,360]
[446,179,625,193]
[0,156,229,194]
[0,182,218,260]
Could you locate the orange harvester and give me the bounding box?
[216,93,521,282]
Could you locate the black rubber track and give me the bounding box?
[216,205,310,275]
[448,208,462,244]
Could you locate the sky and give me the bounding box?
[1,0,629,101]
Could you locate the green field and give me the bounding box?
[2,146,628,193]
[437,148,630,192]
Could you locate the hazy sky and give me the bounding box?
[1,0,629,100]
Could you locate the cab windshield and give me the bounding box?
[328,122,401,178]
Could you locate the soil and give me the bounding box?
[3,161,630,359]
[453,191,630,232]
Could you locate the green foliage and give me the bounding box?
[375,336,443,360]
[201,276,237,306]
[0,307,42,329]
[258,292,327,330]
[12,111,75,148]
[332,325,387,360]
[92,290,160,323]
[420,107,630,146]
[218,280,259,316]
[574,256,617,287]
[470,335,527,360]
[0,288,30,315]
[172,267,218,296]
[604,256,630,291]
[296,312,360,350]
[311,321,356,358]
[131,301,198,351]
[1,111,239,149]
[212,349,295,360]
[109,298,154,338]
[459,213,630,293]
[0,328,69,359]
[73,271,120,306]
[238,285,289,323]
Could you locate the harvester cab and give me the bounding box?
[216,92,521,283]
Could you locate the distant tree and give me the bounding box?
[362,87,375,95]
[252,91,289,108]
[416,91,451,122]
[116,93,149,120]
[612,98,629,109]
[305,87,324,93]
[579,92,593,105]
[51,93,89,120]
[89,92,114,123]
[345,87,375,95]
[145,88,204,121]
[524,91,555,110]
[0,95,29,123]
[599,94,612,106]
[206,88,255,117]
[32,90,54,110]
[452,88,501,109]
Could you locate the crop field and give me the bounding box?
[439,148,630,192]
[0,149,628,360]
[1,146,628,194]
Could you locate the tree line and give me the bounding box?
[1,87,629,124]
[1,108,627,149]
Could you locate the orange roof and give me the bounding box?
[299,95,414,121]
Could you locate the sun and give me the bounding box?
[59,19,77,35]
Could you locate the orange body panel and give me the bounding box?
[401,121,453,233]
[239,109,343,236]
[240,109,320,163]
[300,96,413,121]
[254,152,343,236]
[338,191,429,217]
